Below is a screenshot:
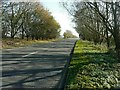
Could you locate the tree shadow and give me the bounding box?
[2,54,68,88]
[1,41,77,88]
[65,51,117,86]
[2,39,76,89]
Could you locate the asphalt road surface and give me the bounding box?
[1,39,77,89]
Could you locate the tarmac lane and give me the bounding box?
[1,39,77,89]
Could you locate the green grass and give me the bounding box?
[65,40,120,89]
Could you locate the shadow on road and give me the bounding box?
[2,39,76,89]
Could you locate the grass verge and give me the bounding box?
[65,40,120,89]
[1,38,60,49]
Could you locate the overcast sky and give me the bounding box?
[39,0,79,37]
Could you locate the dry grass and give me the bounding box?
[1,38,57,49]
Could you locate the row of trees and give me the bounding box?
[63,30,77,38]
[63,1,120,61]
[2,2,61,40]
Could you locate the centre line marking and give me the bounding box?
[22,51,38,58]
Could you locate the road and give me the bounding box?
[1,39,77,89]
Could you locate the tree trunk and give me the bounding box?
[106,2,110,48]
[114,35,120,61]
[32,36,34,40]
[11,29,14,39]
[21,25,24,39]
[112,2,120,61]
[11,3,14,39]
[26,35,29,41]
[106,28,110,48]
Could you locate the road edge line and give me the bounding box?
[58,40,78,90]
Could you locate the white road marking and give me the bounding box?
[22,51,38,58]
